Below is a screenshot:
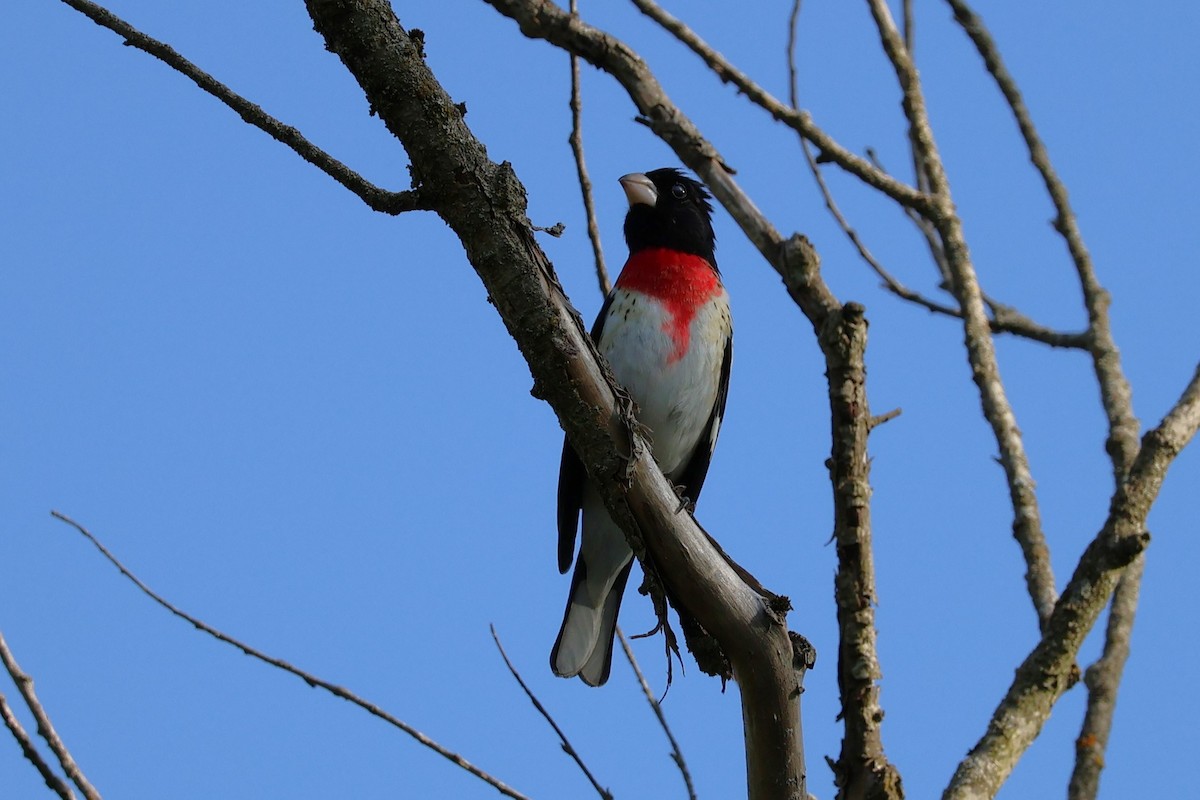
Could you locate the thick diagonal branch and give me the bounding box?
[303,3,806,797]
[944,364,1200,800]
[484,6,907,795]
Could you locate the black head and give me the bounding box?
[621,168,717,268]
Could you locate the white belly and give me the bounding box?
[598,289,730,478]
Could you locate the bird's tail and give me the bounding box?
[550,526,634,686]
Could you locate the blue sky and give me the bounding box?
[3,2,1198,798]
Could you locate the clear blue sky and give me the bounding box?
[3,2,1198,798]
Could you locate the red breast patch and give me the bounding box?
[615,248,721,363]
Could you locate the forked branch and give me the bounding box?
[0,630,100,800]
[0,690,76,800]
[865,0,1057,630]
[943,6,1143,792]
[945,364,1200,799]
[628,0,930,214]
[785,1,1085,350]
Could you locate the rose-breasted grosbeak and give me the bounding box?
[552,168,732,686]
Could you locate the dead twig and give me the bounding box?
[568,0,610,295]
[57,0,427,215]
[490,626,612,799]
[616,628,696,800]
[49,511,530,800]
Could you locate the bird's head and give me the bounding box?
[620,168,717,268]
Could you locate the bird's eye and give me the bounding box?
[670,182,688,199]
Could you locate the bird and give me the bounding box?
[551,168,732,686]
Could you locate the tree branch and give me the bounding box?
[50,511,530,800]
[491,626,611,799]
[302,3,807,797]
[943,5,1145,790]
[0,629,100,800]
[567,0,610,296]
[945,0,1139,481]
[821,302,905,800]
[784,4,1085,350]
[485,0,840,328]
[0,689,76,800]
[944,363,1200,799]
[864,0,1057,630]
[628,0,932,215]
[57,0,428,215]
[617,628,696,800]
[1068,554,1143,800]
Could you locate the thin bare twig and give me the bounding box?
[865,0,1058,630]
[865,146,954,290]
[58,0,428,215]
[49,511,530,800]
[785,10,898,300]
[0,689,76,800]
[0,630,100,800]
[946,363,1200,799]
[616,628,696,800]
[787,7,934,315]
[490,626,612,800]
[790,0,1084,349]
[568,0,611,295]
[628,0,933,215]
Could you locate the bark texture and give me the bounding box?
[303,2,807,797]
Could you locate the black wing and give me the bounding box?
[673,332,732,505]
[556,440,585,573]
[556,292,615,574]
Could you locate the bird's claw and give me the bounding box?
[671,482,694,514]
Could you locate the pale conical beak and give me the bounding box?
[619,173,657,207]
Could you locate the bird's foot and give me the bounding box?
[671,482,695,514]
